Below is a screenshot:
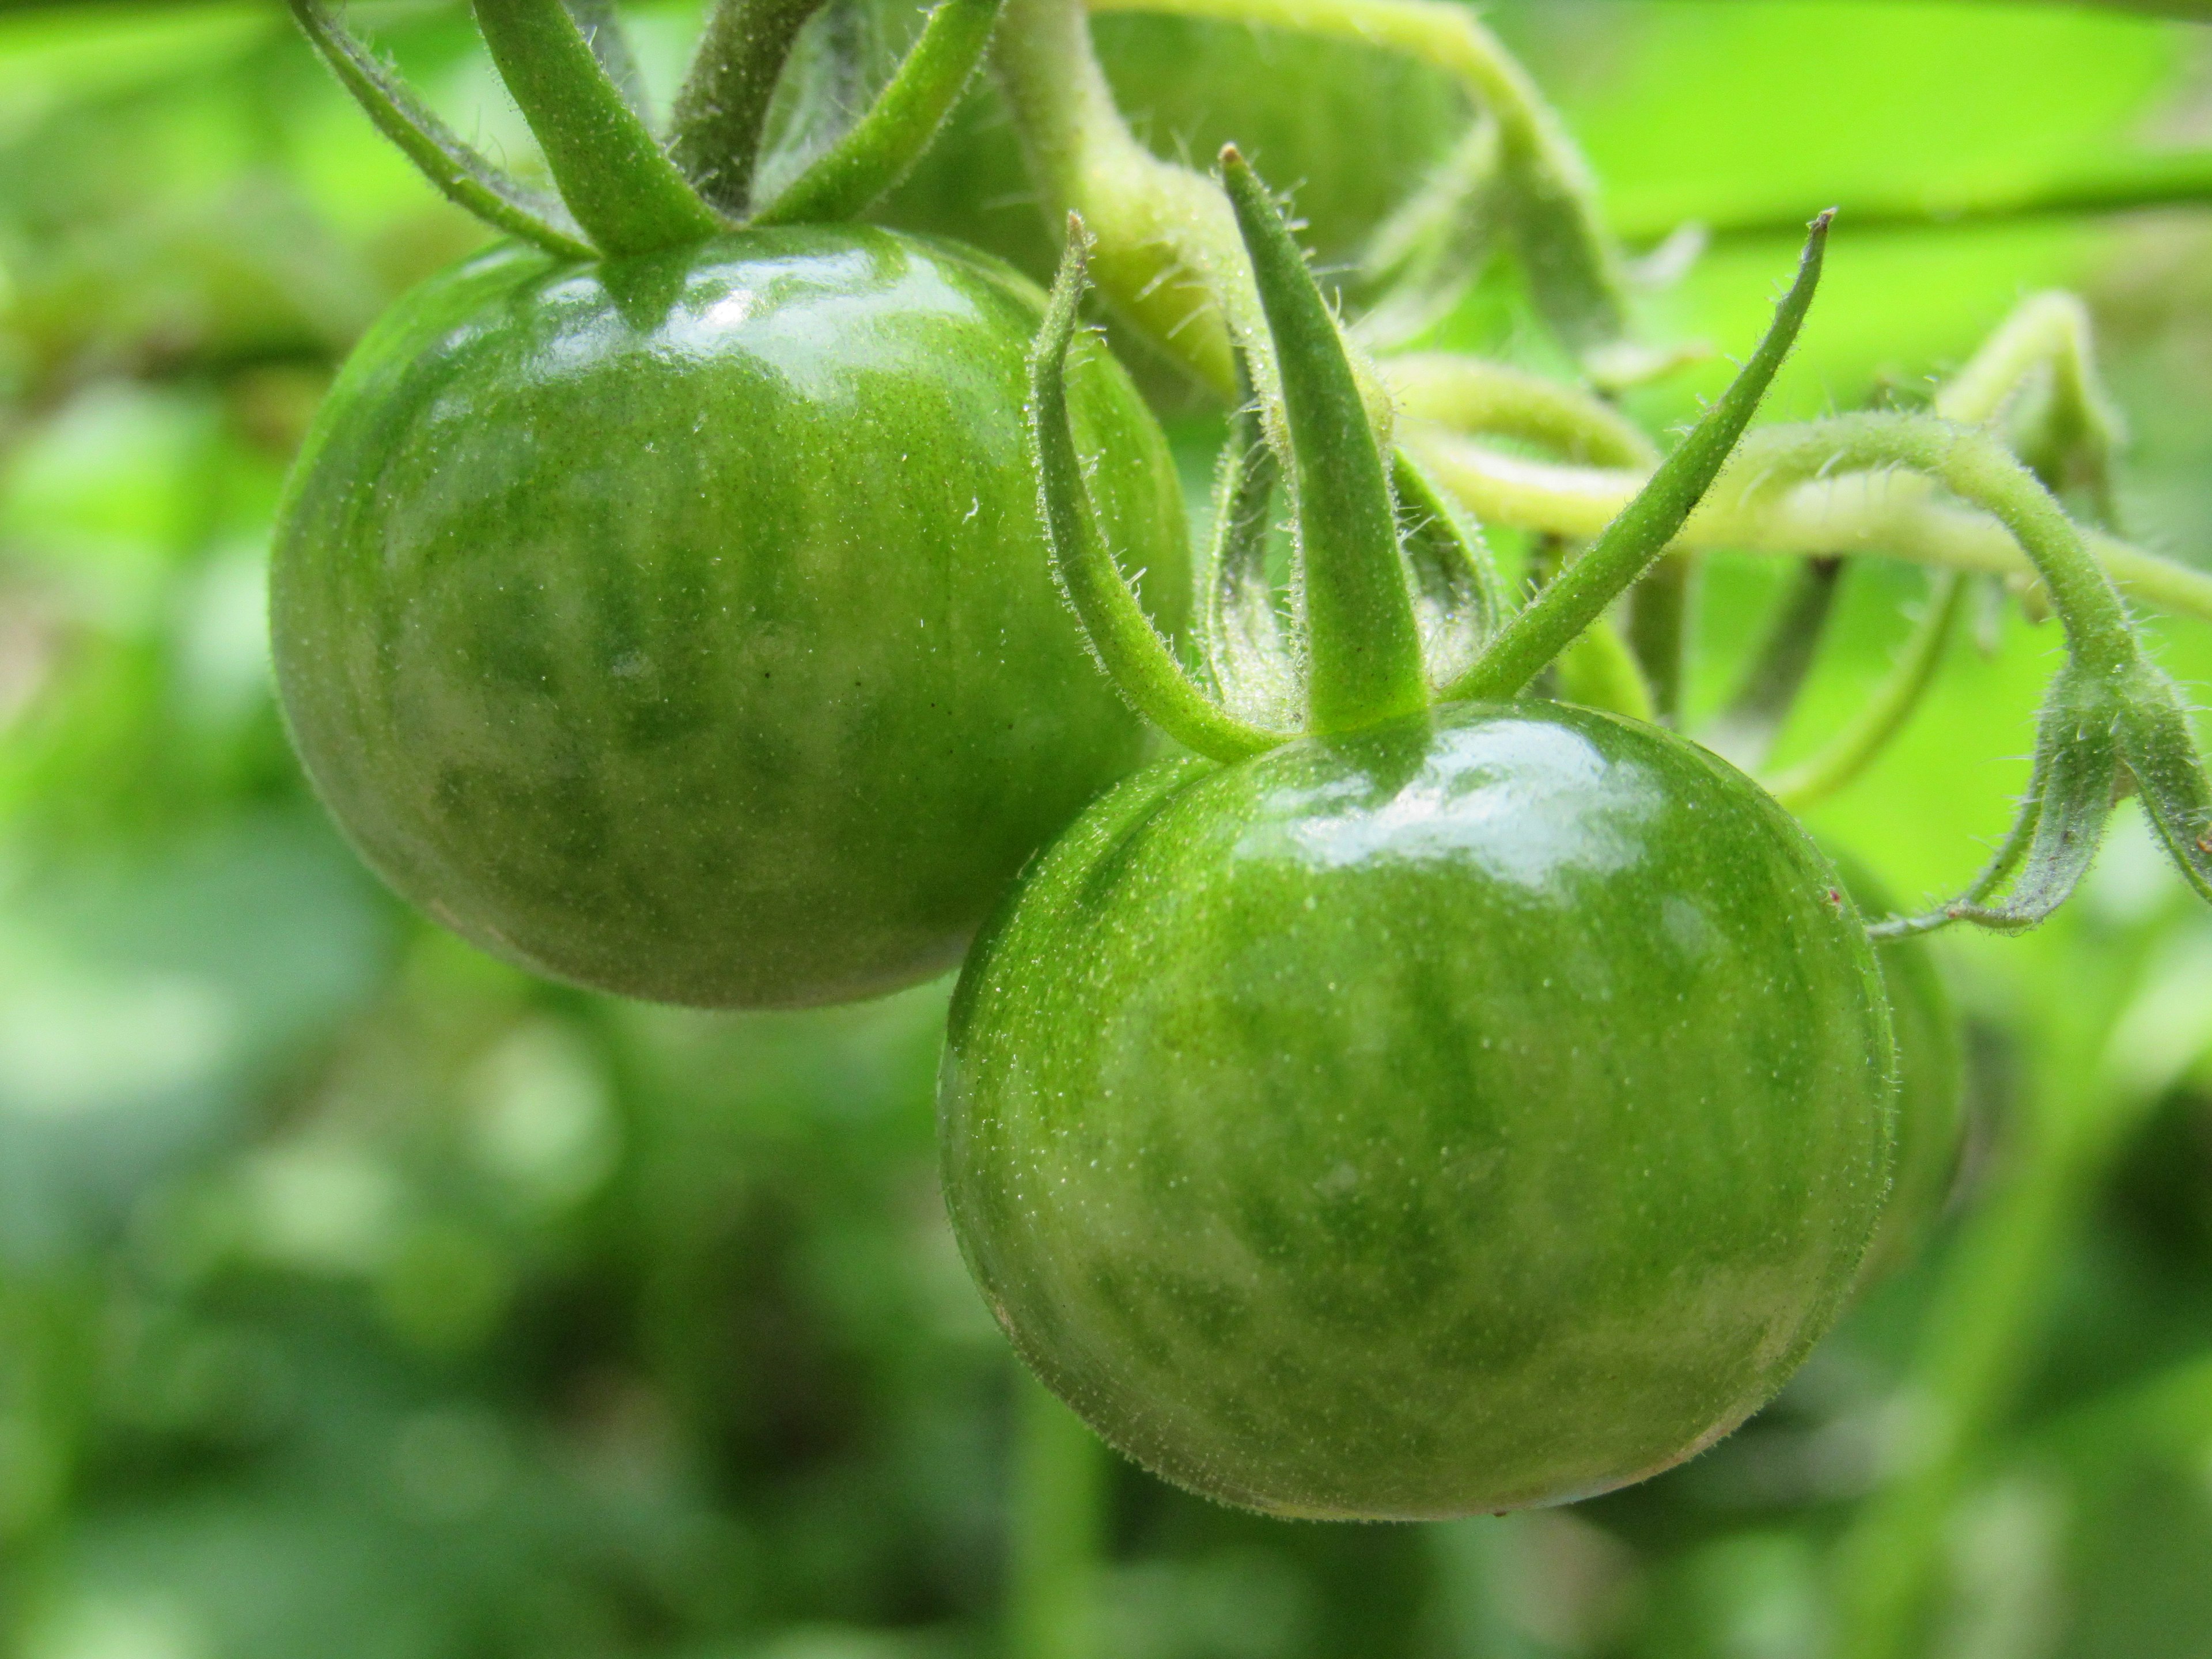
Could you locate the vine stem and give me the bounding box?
[1007,1369,1107,1659]
[1404,432,2212,626]
[1087,0,1628,349]
[993,0,1259,397]
[1735,416,2139,674]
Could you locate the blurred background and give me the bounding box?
[5,1,2212,1654]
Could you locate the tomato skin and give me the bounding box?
[1834,852,1967,1284]
[271,228,1187,1009]
[941,703,1896,1518]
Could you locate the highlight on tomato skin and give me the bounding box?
[271,225,1190,1010]
[941,701,1899,1521]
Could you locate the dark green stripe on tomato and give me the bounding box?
[272,227,1187,1009]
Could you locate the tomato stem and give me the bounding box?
[671,0,830,213]
[1087,0,1630,354]
[1221,149,1430,737]
[1029,226,1279,764]
[1446,212,1831,705]
[1733,414,2212,935]
[289,0,597,261]
[1387,353,1658,469]
[1006,1369,1107,1659]
[475,0,728,257]
[992,0,1256,399]
[752,0,1005,226]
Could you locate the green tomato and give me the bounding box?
[941,703,1896,1518]
[879,17,1460,288]
[271,227,1187,1009]
[1832,850,1967,1285]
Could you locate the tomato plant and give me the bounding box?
[278,0,2212,1564]
[272,0,1185,1007]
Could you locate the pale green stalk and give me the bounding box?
[1406,433,2212,626]
[1087,0,1628,349]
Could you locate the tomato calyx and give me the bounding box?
[291,0,1001,260]
[1029,145,1830,766]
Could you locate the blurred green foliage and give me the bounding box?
[4,3,2212,1656]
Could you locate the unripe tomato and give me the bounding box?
[272,228,1187,1009]
[880,18,1460,285]
[942,703,1895,1518]
[1832,850,1967,1285]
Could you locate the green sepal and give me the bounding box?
[475,0,727,258]
[289,0,596,261]
[1873,664,2122,938]
[1391,448,1499,695]
[563,0,648,113]
[1449,211,1831,704]
[1030,225,1279,765]
[671,0,831,213]
[2115,665,2212,903]
[1219,147,1429,738]
[753,0,1003,226]
[1199,361,1299,732]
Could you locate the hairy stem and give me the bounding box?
[671,0,832,212]
[1089,0,1628,351]
[1223,150,1428,735]
[1384,353,1658,468]
[1448,214,1828,703]
[475,0,725,255]
[1405,434,2212,625]
[753,0,1003,224]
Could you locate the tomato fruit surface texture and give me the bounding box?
[1836,852,1967,1285]
[942,703,1897,1518]
[272,228,1186,1009]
